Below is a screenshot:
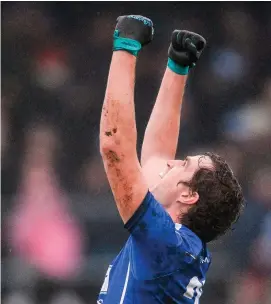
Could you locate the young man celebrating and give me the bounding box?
[98,15,244,304]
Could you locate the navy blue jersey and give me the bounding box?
[98,191,211,304]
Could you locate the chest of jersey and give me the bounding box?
[98,236,210,304]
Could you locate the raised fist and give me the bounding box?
[168,30,206,68]
[115,15,154,46]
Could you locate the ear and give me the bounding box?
[178,189,199,205]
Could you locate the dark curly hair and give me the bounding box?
[181,152,245,243]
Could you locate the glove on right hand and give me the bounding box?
[115,15,154,46]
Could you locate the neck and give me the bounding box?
[151,188,189,223]
[165,201,191,224]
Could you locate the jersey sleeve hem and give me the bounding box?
[124,191,151,232]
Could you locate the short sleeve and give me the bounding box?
[124,191,196,280]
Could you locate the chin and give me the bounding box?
[150,182,174,208]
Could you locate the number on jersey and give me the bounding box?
[184,276,205,304]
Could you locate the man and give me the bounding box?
[98,15,244,304]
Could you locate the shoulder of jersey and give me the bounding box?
[175,223,205,259]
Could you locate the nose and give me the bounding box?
[167,160,178,169]
[167,160,185,168]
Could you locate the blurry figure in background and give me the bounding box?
[9,123,83,280]
[79,154,108,195]
[231,168,271,304]
[34,48,71,91]
[3,291,35,304]
[49,291,85,304]
[223,78,271,146]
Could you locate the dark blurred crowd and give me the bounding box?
[1,2,271,304]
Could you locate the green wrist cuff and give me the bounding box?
[113,30,141,57]
[167,58,189,75]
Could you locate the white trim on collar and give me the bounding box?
[175,223,182,230]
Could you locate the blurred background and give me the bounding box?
[1,2,271,304]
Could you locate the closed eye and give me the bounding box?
[184,157,191,167]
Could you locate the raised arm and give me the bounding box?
[141,30,206,188]
[141,67,188,187]
[100,15,154,224]
[142,68,187,164]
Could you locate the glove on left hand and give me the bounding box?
[168,30,206,68]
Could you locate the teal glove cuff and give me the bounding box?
[167,58,189,75]
[113,30,142,57]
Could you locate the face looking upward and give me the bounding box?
[151,155,214,210]
[149,152,244,242]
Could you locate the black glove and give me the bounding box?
[113,15,154,56]
[168,30,206,68]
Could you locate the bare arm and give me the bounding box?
[141,67,187,187]
[100,51,148,224]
